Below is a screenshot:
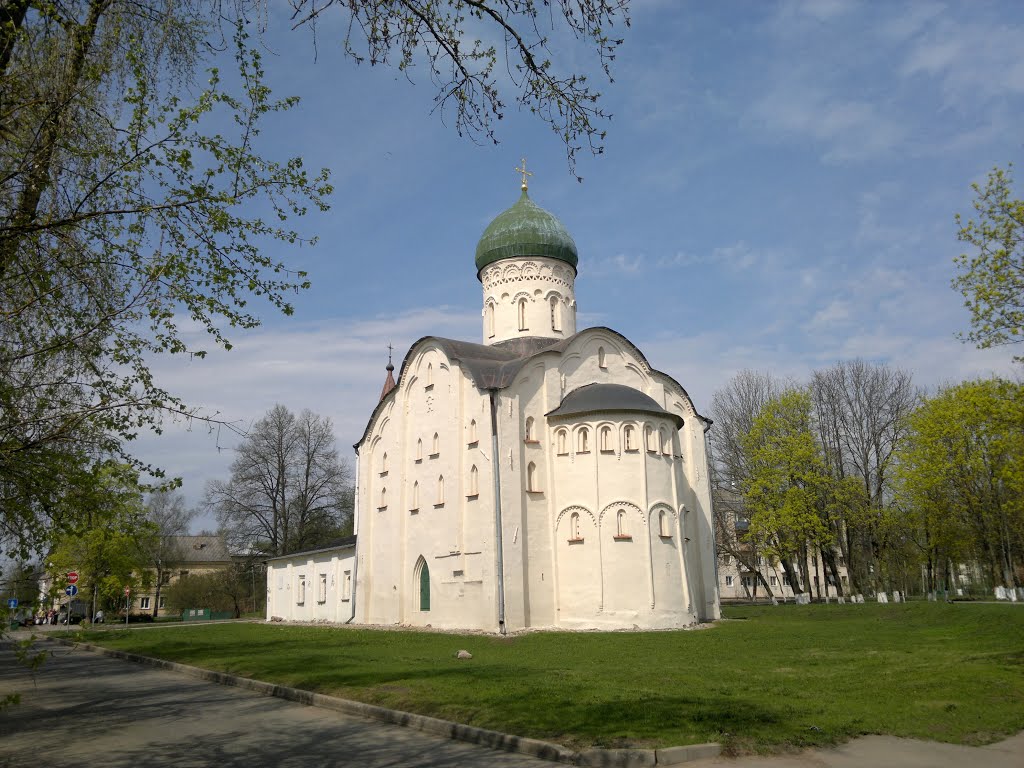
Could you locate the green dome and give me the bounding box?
[475,189,579,276]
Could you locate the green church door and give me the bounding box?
[419,561,430,611]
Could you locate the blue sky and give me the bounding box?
[136,0,1023,527]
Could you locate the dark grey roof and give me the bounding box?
[546,383,685,427]
[356,327,708,449]
[169,535,232,563]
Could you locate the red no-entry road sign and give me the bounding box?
[67,572,79,585]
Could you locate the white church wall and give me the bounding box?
[480,257,577,345]
[358,343,499,630]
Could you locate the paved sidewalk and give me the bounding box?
[684,731,1024,768]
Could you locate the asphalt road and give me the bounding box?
[0,639,554,768]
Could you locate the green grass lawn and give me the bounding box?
[66,603,1024,753]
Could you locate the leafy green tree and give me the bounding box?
[953,165,1024,362]
[742,388,833,596]
[1,3,330,557]
[895,378,1024,592]
[0,1,627,559]
[44,462,153,616]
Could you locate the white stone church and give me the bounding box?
[266,178,720,632]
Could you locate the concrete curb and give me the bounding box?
[46,637,720,766]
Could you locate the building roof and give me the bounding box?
[357,327,710,449]
[264,535,358,563]
[474,189,578,276]
[545,382,685,427]
[170,535,233,563]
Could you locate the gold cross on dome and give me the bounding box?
[515,158,533,190]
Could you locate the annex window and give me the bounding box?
[411,481,419,510]
[550,296,561,331]
[577,428,590,454]
[624,425,636,451]
[770,575,778,587]
[518,297,528,331]
[318,573,327,603]
[723,554,731,565]
[525,416,535,441]
[556,429,568,455]
[140,597,151,610]
[600,425,613,452]
[526,461,539,492]
[725,575,734,587]
[158,596,166,609]
[469,465,479,496]
[342,570,352,601]
[297,575,306,605]
[160,571,171,585]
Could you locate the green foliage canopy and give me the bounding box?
[953,165,1024,362]
[895,378,1024,588]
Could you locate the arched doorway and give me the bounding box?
[415,556,430,612]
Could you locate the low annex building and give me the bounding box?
[266,176,721,632]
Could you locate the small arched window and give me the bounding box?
[556,429,568,455]
[616,509,628,537]
[624,425,636,451]
[525,416,535,441]
[660,428,670,455]
[436,475,445,505]
[416,438,423,461]
[486,302,495,338]
[379,487,387,509]
[577,428,589,453]
[381,452,388,473]
[598,346,606,369]
[645,425,656,452]
[570,512,581,540]
[517,298,528,331]
[469,419,477,443]
[550,296,561,332]
[426,362,433,387]
[432,432,440,455]
[600,425,612,452]
[469,465,479,496]
[411,481,419,510]
[659,509,670,537]
[527,461,539,491]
